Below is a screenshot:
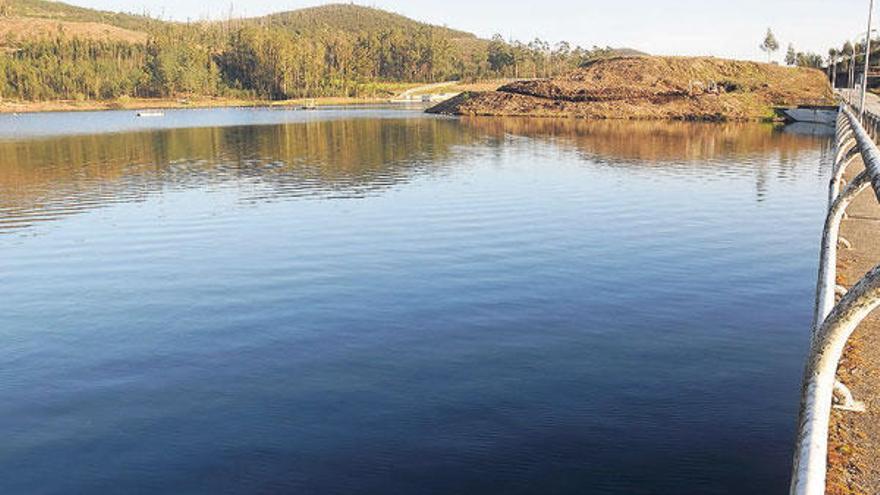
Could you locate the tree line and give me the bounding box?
[0,22,617,101]
[760,27,880,90]
[822,38,880,88]
[759,29,824,69]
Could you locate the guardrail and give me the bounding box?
[790,103,880,495]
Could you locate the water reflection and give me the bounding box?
[0,109,833,495]
[0,117,480,233]
[0,112,831,234]
[461,116,831,165]
[461,117,833,203]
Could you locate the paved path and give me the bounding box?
[838,88,880,115]
[396,81,458,100]
[826,90,880,495]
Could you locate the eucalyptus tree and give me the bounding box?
[760,28,780,62]
[829,48,839,87]
[785,44,797,66]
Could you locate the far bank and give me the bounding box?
[428,56,835,121]
[0,96,410,115]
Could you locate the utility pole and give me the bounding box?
[862,0,876,117]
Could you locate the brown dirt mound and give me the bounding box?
[428,56,834,121]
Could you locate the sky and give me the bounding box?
[65,0,875,62]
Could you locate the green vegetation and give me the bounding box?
[824,36,880,88]
[785,43,823,70]
[785,44,797,66]
[0,0,641,103]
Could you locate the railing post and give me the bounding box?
[813,171,871,334]
[792,265,880,495]
[830,148,860,205]
[791,101,880,495]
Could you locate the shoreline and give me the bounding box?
[0,96,399,115]
[0,81,509,115]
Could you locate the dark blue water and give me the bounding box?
[0,109,832,494]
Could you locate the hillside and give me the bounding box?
[0,15,147,44]
[258,4,475,40]
[427,56,834,121]
[0,1,479,45]
[0,0,152,31]
[0,0,650,108]
[0,0,156,45]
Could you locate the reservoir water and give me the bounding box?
[0,107,832,494]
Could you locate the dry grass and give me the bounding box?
[0,95,396,114]
[449,79,512,92]
[0,16,147,45]
[430,56,834,121]
[406,79,512,95]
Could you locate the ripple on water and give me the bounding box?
[0,110,832,494]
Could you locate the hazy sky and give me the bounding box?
[65,0,874,61]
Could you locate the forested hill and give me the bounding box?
[0,0,643,103]
[258,4,475,40]
[0,0,150,31]
[0,1,474,43]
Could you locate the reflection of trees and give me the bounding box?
[0,117,480,233]
[460,116,829,165]
[460,116,831,205]
[0,115,830,234]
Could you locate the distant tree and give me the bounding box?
[487,34,514,75]
[551,41,571,75]
[785,44,797,66]
[760,28,780,62]
[828,48,839,68]
[527,38,550,77]
[842,41,855,67]
[828,48,839,62]
[828,48,839,87]
[795,52,824,69]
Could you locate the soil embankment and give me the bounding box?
[428,56,834,121]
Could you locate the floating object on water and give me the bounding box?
[136,111,165,118]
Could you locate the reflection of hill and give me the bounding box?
[0,117,480,233]
[0,115,830,234]
[460,117,829,165]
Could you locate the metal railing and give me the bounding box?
[790,103,880,495]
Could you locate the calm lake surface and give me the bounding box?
[0,107,833,494]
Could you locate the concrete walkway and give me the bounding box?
[826,91,880,495]
[394,81,459,101]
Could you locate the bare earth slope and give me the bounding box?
[2,0,152,31]
[428,56,834,121]
[0,16,148,45]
